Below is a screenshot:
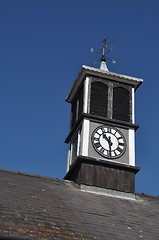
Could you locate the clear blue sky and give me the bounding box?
[0,0,159,196]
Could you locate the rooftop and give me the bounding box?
[0,168,159,240]
[66,65,143,103]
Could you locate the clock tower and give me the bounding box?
[64,44,143,193]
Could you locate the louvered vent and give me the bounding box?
[90,82,108,117]
[78,85,84,118]
[71,85,84,129]
[71,97,77,128]
[71,135,78,160]
[113,87,130,122]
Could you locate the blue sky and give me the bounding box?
[0,0,159,196]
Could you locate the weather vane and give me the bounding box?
[91,37,116,71]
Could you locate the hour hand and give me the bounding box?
[103,133,109,142]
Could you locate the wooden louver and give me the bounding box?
[78,85,84,118]
[71,97,77,128]
[113,87,130,122]
[90,82,108,117]
[71,85,84,128]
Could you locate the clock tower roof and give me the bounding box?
[66,65,143,103]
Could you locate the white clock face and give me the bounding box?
[91,125,126,159]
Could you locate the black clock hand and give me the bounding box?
[103,134,113,157]
[108,136,112,156]
[103,133,109,143]
[103,134,113,150]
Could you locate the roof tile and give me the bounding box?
[0,169,159,240]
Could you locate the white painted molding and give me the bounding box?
[129,129,135,166]
[77,130,81,156]
[66,149,71,172]
[82,119,90,156]
[83,77,89,113]
[132,88,135,124]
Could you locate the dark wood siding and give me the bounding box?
[79,163,135,193]
[71,85,84,129]
[90,82,108,117]
[65,157,139,193]
[113,87,130,122]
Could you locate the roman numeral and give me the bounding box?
[117,147,123,153]
[93,137,99,141]
[107,127,111,133]
[113,130,117,135]
[108,150,111,157]
[117,136,122,140]
[94,142,101,148]
[99,147,105,154]
[101,127,106,133]
[118,142,124,147]
[113,150,118,156]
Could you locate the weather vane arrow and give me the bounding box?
[91,37,117,71]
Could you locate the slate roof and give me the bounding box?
[0,168,159,240]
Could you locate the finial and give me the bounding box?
[93,37,116,71]
[99,38,109,71]
[98,37,110,71]
[91,37,116,71]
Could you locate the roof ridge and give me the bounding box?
[136,192,159,199]
[0,168,63,182]
[0,168,159,199]
[82,65,143,82]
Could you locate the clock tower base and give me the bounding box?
[64,156,140,193]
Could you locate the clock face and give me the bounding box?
[91,125,126,159]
